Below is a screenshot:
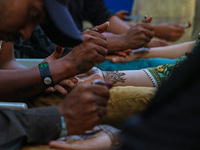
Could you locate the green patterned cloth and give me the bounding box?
[143,36,200,87]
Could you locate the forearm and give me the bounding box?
[107,16,130,34]
[0,57,78,100]
[141,41,195,59]
[0,42,27,70]
[0,60,27,70]
[104,70,154,87]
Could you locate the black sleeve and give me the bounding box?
[83,0,113,26]
[0,106,61,146]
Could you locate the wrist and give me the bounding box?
[107,34,127,52]
[64,49,88,75]
[38,62,55,87]
[119,34,129,50]
[49,56,77,83]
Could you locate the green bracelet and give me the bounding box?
[38,62,55,87]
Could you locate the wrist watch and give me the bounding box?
[38,62,55,87]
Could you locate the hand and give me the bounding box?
[65,22,109,74]
[115,10,130,19]
[146,39,170,48]
[57,83,110,135]
[49,125,120,150]
[106,53,140,63]
[154,23,185,42]
[121,23,154,49]
[52,77,78,95]
[108,49,132,57]
[76,67,104,85]
[42,46,78,95]
[42,45,64,63]
[49,131,111,150]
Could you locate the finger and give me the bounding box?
[71,77,79,84]
[44,87,56,93]
[91,84,110,98]
[53,45,64,59]
[147,16,153,23]
[173,25,185,33]
[49,141,73,149]
[115,51,127,57]
[96,46,108,57]
[112,57,126,63]
[54,85,68,95]
[106,55,125,63]
[95,96,109,107]
[93,22,110,33]
[137,33,152,44]
[105,55,116,60]
[92,37,108,50]
[97,106,107,118]
[83,29,107,41]
[95,53,106,64]
[123,49,132,53]
[59,79,77,88]
[138,23,154,31]
[120,10,130,15]
[116,10,130,15]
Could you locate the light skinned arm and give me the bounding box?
[0,42,27,70]
[141,41,195,59]
[107,15,130,34]
[77,68,154,87]
[106,41,195,63]
[104,70,154,87]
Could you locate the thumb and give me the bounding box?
[53,45,64,59]
[93,21,109,33]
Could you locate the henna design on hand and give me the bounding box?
[104,71,126,84]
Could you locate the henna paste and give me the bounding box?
[105,71,126,84]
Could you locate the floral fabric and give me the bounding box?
[143,35,200,87]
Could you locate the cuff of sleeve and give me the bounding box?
[59,116,68,137]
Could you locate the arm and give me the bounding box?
[141,41,195,59]
[76,68,155,87]
[106,41,195,63]
[0,107,61,146]
[0,42,27,70]
[0,83,110,148]
[107,15,130,34]
[0,28,107,100]
[104,70,154,87]
[83,0,130,34]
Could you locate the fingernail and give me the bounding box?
[106,21,110,26]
